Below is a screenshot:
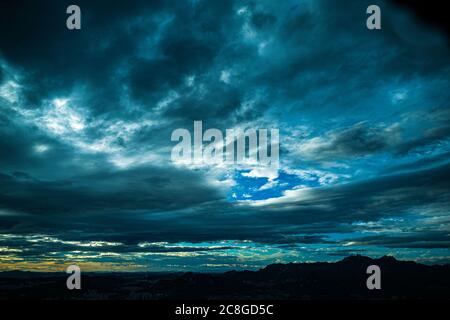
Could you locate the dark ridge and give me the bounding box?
[1,256,449,300]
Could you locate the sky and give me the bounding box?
[0,0,449,272]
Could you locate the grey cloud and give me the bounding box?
[0,165,224,216]
[298,122,401,160]
[351,232,450,249]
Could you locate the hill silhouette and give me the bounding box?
[1,256,449,300]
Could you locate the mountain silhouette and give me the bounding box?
[1,255,449,300]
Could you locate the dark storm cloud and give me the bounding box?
[3,161,447,249]
[0,0,150,106]
[299,122,400,160]
[0,165,224,215]
[185,162,450,243]
[0,0,449,269]
[0,0,238,117]
[0,110,93,174]
[278,162,449,222]
[0,0,166,76]
[395,125,450,155]
[352,232,450,249]
[381,151,450,174]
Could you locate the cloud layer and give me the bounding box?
[0,0,449,271]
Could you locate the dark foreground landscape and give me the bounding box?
[1,256,449,300]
